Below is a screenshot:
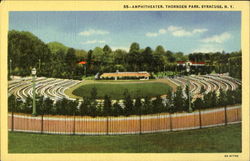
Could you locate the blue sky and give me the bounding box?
[9,11,241,54]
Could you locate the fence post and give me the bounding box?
[169,113,172,131]
[139,114,142,135]
[224,106,228,125]
[73,115,75,135]
[41,114,43,134]
[236,106,239,121]
[11,111,14,132]
[106,116,109,135]
[199,109,202,129]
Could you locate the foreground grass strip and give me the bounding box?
[9,123,241,153]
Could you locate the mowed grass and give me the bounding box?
[72,82,172,99]
[9,124,241,153]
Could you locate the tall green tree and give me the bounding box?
[103,95,112,116]
[134,97,142,115]
[142,96,152,114]
[123,91,134,116]
[8,30,51,76]
[152,96,164,113]
[112,100,124,116]
[65,48,77,78]
[173,86,185,112]
[8,94,17,113]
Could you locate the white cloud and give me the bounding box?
[201,32,231,43]
[145,32,158,37]
[172,29,192,37]
[192,44,224,53]
[111,46,129,52]
[167,26,182,32]
[158,29,167,34]
[193,28,208,34]
[145,25,207,37]
[81,40,106,45]
[168,25,208,37]
[79,29,109,36]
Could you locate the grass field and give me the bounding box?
[8,123,241,153]
[72,82,172,99]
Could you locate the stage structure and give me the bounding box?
[177,61,206,74]
[99,70,150,80]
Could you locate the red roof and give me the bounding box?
[78,61,87,65]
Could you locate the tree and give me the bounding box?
[134,97,142,115]
[65,48,77,78]
[23,96,33,114]
[123,91,134,116]
[166,89,174,113]
[37,95,45,115]
[67,100,79,115]
[127,42,141,71]
[43,97,54,115]
[89,102,98,117]
[102,45,113,67]
[79,97,91,116]
[234,86,242,104]
[154,45,165,55]
[152,96,164,113]
[193,97,204,110]
[112,100,124,116]
[86,50,93,75]
[165,50,176,63]
[47,41,68,55]
[153,45,166,72]
[226,90,235,105]
[173,86,185,112]
[92,47,104,63]
[90,87,98,100]
[8,30,51,77]
[54,98,68,115]
[218,89,227,107]
[141,96,151,114]
[114,49,127,65]
[103,95,112,116]
[103,45,112,55]
[142,47,153,71]
[203,91,217,108]
[211,91,217,107]
[8,94,17,113]
[129,42,140,53]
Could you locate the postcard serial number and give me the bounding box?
[224,155,239,157]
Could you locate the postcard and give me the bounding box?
[0,1,249,161]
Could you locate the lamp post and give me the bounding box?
[186,62,192,113]
[39,59,41,71]
[31,68,37,116]
[9,59,12,80]
[84,64,87,77]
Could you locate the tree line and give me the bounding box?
[8,85,242,117]
[8,30,241,80]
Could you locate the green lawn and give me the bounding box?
[72,82,172,99]
[9,123,241,153]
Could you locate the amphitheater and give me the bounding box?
[8,74,241,102]
[8,74,241,135]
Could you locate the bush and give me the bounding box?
[8,86,242,116]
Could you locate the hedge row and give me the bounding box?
[8,86,241,117]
